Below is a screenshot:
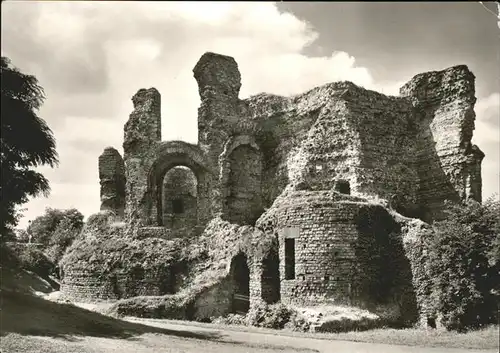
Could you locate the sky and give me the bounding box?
[1,1,499,228]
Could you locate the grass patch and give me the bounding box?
[0,266,55,295]
[318,325,499,349]
[0,289,221,341]
[106,293,193,320]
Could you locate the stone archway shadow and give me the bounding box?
[219,135,264,225]
[230,252,250,314]
[148,141,212,228]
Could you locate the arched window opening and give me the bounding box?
[226,144,263,225]
[161,166,198,229]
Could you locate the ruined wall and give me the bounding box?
[192,52,421,222]
[162,166,198,230]
[193,277,234,320]
[60,269,174,302]
[99,147,125,217]
[342,86,418,204]
[194,53,244,217]
[123,88,162,227]
[258,190,414,315]
[243,67,482,222]
[241,82,418,212]
[123,85,212,230]
[118,53,483,232]
[77,52,485,319]
[400,65,484,221]
[246,93,317,208]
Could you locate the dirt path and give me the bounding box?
[2,317,496,353]
[126,318,496,353]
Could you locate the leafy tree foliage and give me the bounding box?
[1,228,17,243]
[0,57,58,236]
[15,229,30,243]
[17,245,56,279]
[27,208,84,251]
[45,216,84,264]
[428,197,499,331]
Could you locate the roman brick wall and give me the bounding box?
[98,147,126,217]
[262,190,411,313]
[60,269,174,302]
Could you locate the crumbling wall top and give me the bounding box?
[193,52,241,98]
[123,87,162,157]
[399,65,476,104]
[131,88,161,111]
[99,147,124,171]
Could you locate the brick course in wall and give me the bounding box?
[267,191,403,308]
[99,147,126,217]
[60,269,171,301]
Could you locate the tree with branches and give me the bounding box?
[0,57,58,237]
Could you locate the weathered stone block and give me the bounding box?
[99,147,125,217]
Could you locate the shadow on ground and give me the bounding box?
[0,289,221,341]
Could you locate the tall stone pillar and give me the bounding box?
[400,65,485,220]
[123,88,162,227]
[193,52,242,216]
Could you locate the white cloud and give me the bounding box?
[1,1,498,227]
[474,93,500,144]
[473,93,500,200]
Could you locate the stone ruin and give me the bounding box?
[62,52,484,325]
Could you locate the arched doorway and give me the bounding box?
[162,166,198,229]
[261,249,280,304]
[230,253,250,314]
[148,141,210,229]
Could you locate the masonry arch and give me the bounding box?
[148,141,211,228]
[261,248,280,304]
[219,135,263,225]
[162,166,198,229]
[230,252,250,314]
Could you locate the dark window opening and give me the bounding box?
[427,317,437,329]
[324,275,330,281]
[335,179,351,195]
[285,238,295,280]
[261,250,280,304]
[172,199,184,214]
[231,253,250,314]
